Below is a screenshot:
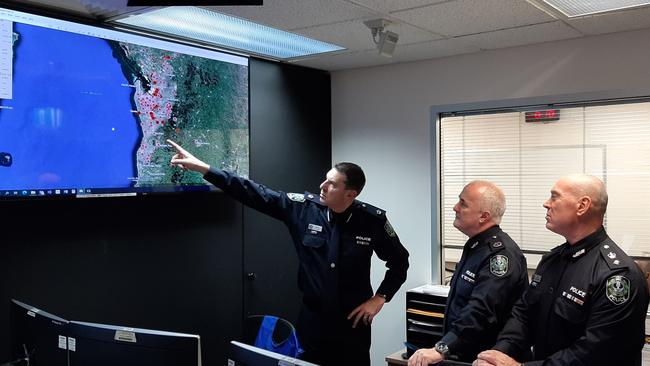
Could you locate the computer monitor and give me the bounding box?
[227,341,318,366]
[0,6,249,200]
[9,299,69,366]
[67,320,201,366]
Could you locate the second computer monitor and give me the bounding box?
[67,320,201,366]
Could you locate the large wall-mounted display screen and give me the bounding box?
[0,8,249,199]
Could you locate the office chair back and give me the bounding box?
[243,315,304,358]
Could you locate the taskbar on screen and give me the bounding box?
[0,185,214,199]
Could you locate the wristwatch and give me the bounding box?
[434,341,449,359]
[376,293,387,300]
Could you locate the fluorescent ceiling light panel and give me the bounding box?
[540,0,650,17]
[115,6,344,59]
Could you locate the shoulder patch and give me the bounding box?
[287,193,305,202]
[490,255,509,277]
[384,220,397,237]
[606,275,630,305]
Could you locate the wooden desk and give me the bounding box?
[386,349,408,366]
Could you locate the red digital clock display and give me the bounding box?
[525,109,560,123]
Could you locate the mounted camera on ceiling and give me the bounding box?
[363,19,399,58]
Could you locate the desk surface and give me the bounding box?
[386,349,408,366]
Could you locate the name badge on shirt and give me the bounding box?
[307,224,322,234]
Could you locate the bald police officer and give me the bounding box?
[167,140,409,366]
[475,174,650,366]
[409,181,528,365]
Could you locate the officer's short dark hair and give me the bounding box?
[334,162,366,195]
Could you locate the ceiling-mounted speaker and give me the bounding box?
[127,0,262,5]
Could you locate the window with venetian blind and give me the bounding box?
[439,101,650,268]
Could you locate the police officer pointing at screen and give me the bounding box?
[167,140,409,366]
[475,174,649,366]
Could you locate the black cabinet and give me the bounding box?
[406,285,449,357]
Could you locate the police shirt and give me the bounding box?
[203,168,410,319]
[493,226,649,366]
[441,225,528,361]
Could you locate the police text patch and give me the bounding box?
[490,255,509,277]
[606,275,630,305]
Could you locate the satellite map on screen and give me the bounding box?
[0,18,248,194]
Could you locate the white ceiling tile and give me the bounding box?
[389,37,481,63]
[392,0,555,37]
[567,6,650,35]
[293,37,480,70]
[460,21,582,50]
[348,0,448,13]
[295,19,442,51]
[292,49,395,70]
[205,0,378,31]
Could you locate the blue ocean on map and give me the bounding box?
[0,22,139,190]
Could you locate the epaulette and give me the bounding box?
[599,242,627,270]
[486,235,506,252]
[355,200,386,219]
[304,192,324,205]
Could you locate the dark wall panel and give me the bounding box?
[244,60,331,322]
[0,194,243,366]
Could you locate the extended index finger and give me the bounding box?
[166,139,185,153]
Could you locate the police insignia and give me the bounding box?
[606,275,630,305]
[490,255,508,277]
[287,193,305,202]
[384,220,396,237]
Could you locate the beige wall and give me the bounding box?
[330,28,650,365]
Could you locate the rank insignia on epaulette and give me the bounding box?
[287,193,305,202]
[606,275,630,305]
[490,255,508,277]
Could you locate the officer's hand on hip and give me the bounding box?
[408,348,443,366]
[347,295,386,328]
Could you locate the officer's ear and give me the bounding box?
[576,196,592,216]
[478,210,490,224]
[346,189,359,199]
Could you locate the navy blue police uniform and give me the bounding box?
[203,168,410,366]
[493,226,649,365]
[440,225,528,362]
